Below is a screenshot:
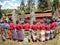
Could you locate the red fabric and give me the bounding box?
[23,23,30,31]
[36,19,44,22]
[16,23,22,30]
[51,22,56,29]
[46,24,51,31]
[38,24,45,30]
[10,23,15,30]
[31,24,38,31]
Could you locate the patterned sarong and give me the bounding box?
[40,30,45,42]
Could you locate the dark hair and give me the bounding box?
[24,21,27,23]
[4,20,7,23]
[33,21,36,24]
[16,20,19,24]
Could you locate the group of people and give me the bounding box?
[0,19,60,42]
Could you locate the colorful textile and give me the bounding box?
[11,30,17,40]
[10,23,15,30]
[32,30,37,41]
[23,23,30,31]
[16,24,22,30]
[45,31,50,40]
[17,30,24,40]
[50,29,54,39]
[40,30,45,42]
[31,24,38,30]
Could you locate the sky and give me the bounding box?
[0,0,28,9]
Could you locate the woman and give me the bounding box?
[38,22,45,42]
[31,21,38,42]
[10,21,17,40]
[23,21,30,42]
[16,20,24,41]
[50,21,56,39]
[45,24,51,41]
[7,21,12,40]
[4,20,10,39]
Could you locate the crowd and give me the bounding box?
[0,19,60,42]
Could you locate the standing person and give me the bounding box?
[23,21,30,42]
[31,21,38,42]
[10,21,17,40]
[7,21,12,40]
[45,24,51,41]
[50,21,56,39]
[55,20,60,34]
[4,20,10,39]
[16,20,24,42]
[38,22,45,42]
[1,20,5,40]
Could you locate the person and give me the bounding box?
[4,20,10,39]
[45,24,51,41]
[23,21,30,42]
[7,21,12,40]
[56,20,60,34]
[1,20,5,40]
[31,21,38,42]
[50,20,56,39]
[9,21,17,40]
[16,20,24,41]
[38,22,45,42]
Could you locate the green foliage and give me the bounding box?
[38,0,49,11]
[53,0,59,10]
[2,9,12,15]
[0,11,2,19]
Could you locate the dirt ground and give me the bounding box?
[0,33,60,45]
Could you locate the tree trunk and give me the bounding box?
[30,9,35,25]
[30,0,35,25]
[21,10,25,23]
[52,8,59,21]
[12,9,19,24]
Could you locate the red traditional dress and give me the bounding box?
[16,23,24,41]
[45,24,51,40]
[50,22,56,39]
[31,24,38,41]
[10,23,17,40]
[23,23,30,41]
[38,24,45,42]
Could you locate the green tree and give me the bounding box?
[38,0,49,11]
[52,0,60,20]
[0,5,2,19]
